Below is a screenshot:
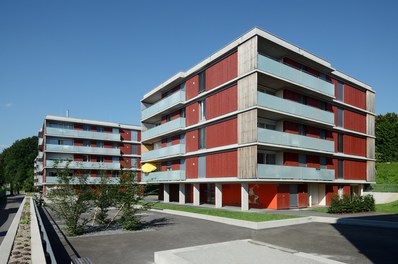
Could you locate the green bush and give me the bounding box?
[328,194,375,214]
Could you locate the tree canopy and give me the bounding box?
[375,112,398,162]
[0,136,38,193]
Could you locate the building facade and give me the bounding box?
[34,115,141,193]
[140,28,375,210]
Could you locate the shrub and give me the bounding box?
[328,194,375,214]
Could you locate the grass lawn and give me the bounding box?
[307,207,329,213]
[152,203,301,222]
[375,200,398,214]
[375,162,398,184]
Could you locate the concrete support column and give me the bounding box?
[193,183,200,206]
[179,184,186,204]
[164,184,170,203]
[241,183,249,211]
[308,184,312,208]
[215,183,222,208]
[360,184,364,196]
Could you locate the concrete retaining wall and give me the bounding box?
[363,192,398,204]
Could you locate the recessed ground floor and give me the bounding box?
[158,183,363,210]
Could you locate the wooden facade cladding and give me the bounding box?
[238,146,257,179]
[186,75,199,100]
[344,160,367,180]
[206,118,237,148]
[186,102,199,127]
[344,84,366,110]
[238,109,257,144]
[343,134,366,157]
[344,109,366,133]
[205,52,237,91]
[186,129,199,152]
[206,151,237,178]
[237,36,258,76]
[237,73,257,110]
[206,85,238,119]
[186,156,198,179]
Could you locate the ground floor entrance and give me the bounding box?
[159,182,364,210]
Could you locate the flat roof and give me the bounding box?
[45,115,141,130]
[142,27,372,100]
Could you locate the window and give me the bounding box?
[96,126,104,132]
[320,156,327,169]
[300,95,307,105]
[166,161,172,171]
[266,124,276,130]
[83,140,90,147]
[299,154,306,167]
[96,156,104,163]
[266,154,276,164]
[320,129,326,139]
[198,127,206,149]
[112,142,119,149]
[131,131,138,141]
[131,158,137,167]
[338,133,343,152]
[83,155,89,162]
[112,128,119,134]
[97,141,104,148]
[83,124,91,131]
[257,153,265,164]
[257,118,276,130]
[112,171,119,177]
[337,81,344,101]
[337,108,344,127]
[338,159,344,179]
[112,156,119,163]
[180,108,186,118]
[258,152,276,164]
[131,144,139,154]
[199,71,206,93]
[320,101,327,111]
[57,139,72,145]
[166,114,171,122]
[299,125,306,136]
[199,100,206,121]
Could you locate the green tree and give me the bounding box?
[46,162,93,236]
[0,136,38,194]
[375,113,398,162]
[91,171,116,224]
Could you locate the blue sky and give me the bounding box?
[1,0,397,151]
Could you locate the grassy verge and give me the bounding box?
[307,207,329,213]
[375,200,398,214]
[152,203,301,222]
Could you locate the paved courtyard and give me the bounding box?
[43,209,398,264]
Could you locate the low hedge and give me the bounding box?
[328,194,375,214]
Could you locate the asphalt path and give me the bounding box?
[0,194,24,245]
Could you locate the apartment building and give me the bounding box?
[34,115,141,193]
[140,27,375,210]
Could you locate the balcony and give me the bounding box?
[257,54,334,97]
[257,92,334,125]
[142,118,186,141]
[46,127,120,141]
[140,170,186,183]
[44,176,120,184]
[45,144,121,156]
[38,138,43,146]
[257,164,334,181]
[37,151,43,159]
[142,144,185,162]
[46,160,121,170]
[142,90,186,120]
[257,128,334,153]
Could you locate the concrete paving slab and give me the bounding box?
[154,239,345,264]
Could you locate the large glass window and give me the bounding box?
[97,141,104,148]
[198,127,206,149]
[338,159,344,179]
[199,100,206,121]
[299,154,307,167]
[337,81,344,101]
[320,156,327,169]
[131,158,137,167]
[337,108,344,127]
[131,144,139,154]
[96,126,104,132]
[199,71,206,93]
[299,125,306,136]
[131,130,138,141]
[338,133,344,152]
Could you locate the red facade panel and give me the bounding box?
[306,126,320,138]
[186,75,199,100]
[206,85,238,119]
[186,130,198,152]
[205,52,237,91]
[206,151,237,178]
[307,155,320,168]
[186,102,199,126]
[222,184,241,207]
[344,84,366,110]
[277,184,290,209]
[249,184,278,209]
[307,97,320,109]
[284,153,299,166]
[344,110,366,133]
[171,110,181,120]
[298,184,308,208]
[284,121,299,134]
[283,90,300,103]
[186,157,198,179]
[120,129,131,141]
[344,160,367,180]
[74,139,83,146]
[120,144,130,155]
[74,155,83,162]
[206,118,237,148]
[171,135,180,145]
[343,134,366,157]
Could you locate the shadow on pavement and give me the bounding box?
[0,195,24,231]
[334,213,398,263]
[38,206,80,264]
